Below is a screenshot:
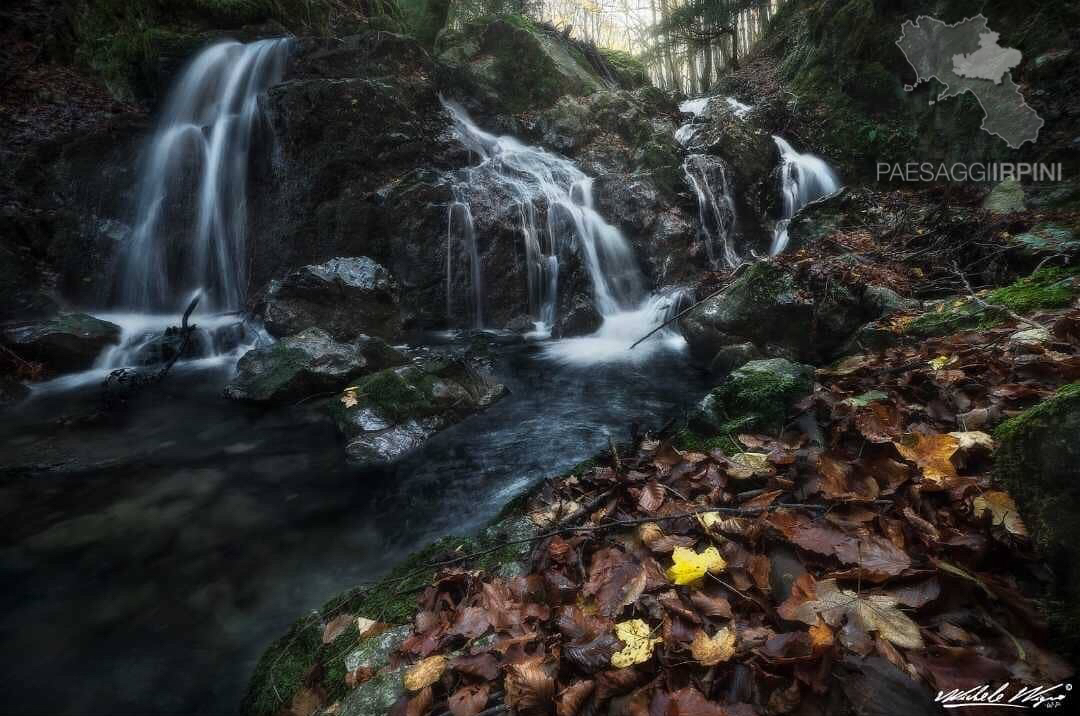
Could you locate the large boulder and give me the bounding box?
[257,257,403,342]
[224,327,404,403]
[331,357,507,467]
[992,383,1080,652]
[679,262,867,365]
[691,358,815,437]
[2,313,120,372]
[553,295,602,338]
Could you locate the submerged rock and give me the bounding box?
[992,383,1080,648]
[331,357,507,467]
[224,328,404,403]
[257,257,403,342]
[2,313,120,372]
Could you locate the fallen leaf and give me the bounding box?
[406,686,433,716]
[973,491,1028,537]
[893,433,960,486]
[611,619,660,668]
[638,480,665,513]
[666,546,726,585]
[448,683,489,716]
[504,659,555,715]
[555,680,594,716]
[404,654,446,692]
[322,613,353,644]
[690,627,736,665]
[340,389,358,408]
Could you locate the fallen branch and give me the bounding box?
[952,262,1047,332]
[629,262,750,350]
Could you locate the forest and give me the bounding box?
[0,0,1078,715]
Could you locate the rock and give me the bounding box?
[707,342,761,376]
[690,102,778,218]
[861,285,911,318]
[679,262,867,364]
[784,188,874,252]
[1007,327,1053,352]
[225,328,405,403]
[343,625,410,674]
[341,664,406,716]
[554,296,602,337]
[258,257,403,342]
[690,358,815,437]
[0,375,30,405]
[2,313,120,372]
[332,358,508,467]
[504,314,537,333]
[983,178,1026,213]
[992,382,1080,648]
[1009,223,1080,258]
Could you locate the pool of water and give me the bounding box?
[0,339,710,714]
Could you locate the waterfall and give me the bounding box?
[442,99,645,330]
[683,155,740,269]
[118,39,289,313]
[446,198,484,328]
[675,96,752,146]
[770,136,840,255]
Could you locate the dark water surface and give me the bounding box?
[0,342,709,715]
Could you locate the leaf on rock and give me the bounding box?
[404,654,446,692]
[611,619,660,668]
[690,627,736,665]
[666,546,726,585]
[322,613,354,644]
[973,491,1028,537]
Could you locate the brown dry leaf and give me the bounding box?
[340,389,359,408]
[728,452,772,478]
[638,480,665,513]
[404,654,446,692]
[344,666,375,688]
[406,686,433,716]
[690,627,736,665]
[780,578,923,649]
[448,684,489,716]
[809,620,834,651]
[697,511,750,537]
[504,659,555,714]
[555,680,594,716]
[690,591,733,618]
[529,499,582,527]
[584,548,647,616]
[668,687,730,716]
[893,433,960,486]
[833,534,911,579]
[450,653,500,681]
[287,687,322,716]
[355,617,380,638]
[973,491,1028,537]
[887,578,942,608]
[322,613,354,644]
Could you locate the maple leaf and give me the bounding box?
[340,388,359,408]
[973,491,1028,537]
[690,627,736,665]
[779,577,923,649]
[611,619,660,668]
[666,546,726,585]
[893,433,960,486]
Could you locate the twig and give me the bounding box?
[952,262,1047,331]
[629,262,750,349]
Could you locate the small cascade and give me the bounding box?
[683,154,740,269]
[724,96,753,118]
[442,99,645,330]
[118,39,289,313]
[770,136,840,255]
[675,95,752,146]
[446,197,484,328]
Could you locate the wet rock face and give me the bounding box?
[553,295,603,338]
[679,262,868,365]
[331,356,508,468]
[224,327,405,403]
[257,257,403,342]
[0,375,30,405]
[2,313,120,372]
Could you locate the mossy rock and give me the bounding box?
[685,358,815,453]
[2,313,120,373]
[598,48,648,89]
[992,383,1080,655]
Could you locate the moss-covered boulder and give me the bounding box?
[1,313,120,373]
[681,358,814,454]
[679,261,867,364]
[1009,223,1080,259]
[437,17,603,113]
[983,179,1026,214]
[224,327,405,402]
[331,358,507,467]
[992,383,1080,652]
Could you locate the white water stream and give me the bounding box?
[770,135,840,255]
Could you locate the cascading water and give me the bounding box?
[442,99,645,330]
[76,39,289,378]
[441,99,684,364]
[683,154,740,269]
[770,135,840,255]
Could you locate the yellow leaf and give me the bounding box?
[928,355,950,370]
[404,654,446,692]
[341,388,359,408]
[666,546,726,586]
[893,433,960,485]
[690,627,736,665]
[973,491,1028,537]
[611,619,660,668]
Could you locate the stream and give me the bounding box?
[0,339,709,714]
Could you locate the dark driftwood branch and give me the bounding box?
[630,262,750,350]
[155,293,201,381]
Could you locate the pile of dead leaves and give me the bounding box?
[325,311,1079,716]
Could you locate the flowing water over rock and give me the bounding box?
[443,99,645,330]
[770,135,841,255]
[683,154,740,269]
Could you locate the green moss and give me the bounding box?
[746,262,796,304]
[673,428,740,456]
[908,267,1079,337]
[241,614,322,716]
[598,48,647,88]
[714,362,811,433]
[350,367,436,423]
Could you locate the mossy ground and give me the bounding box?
[242,506,533,716]
[907,266,1079,337]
